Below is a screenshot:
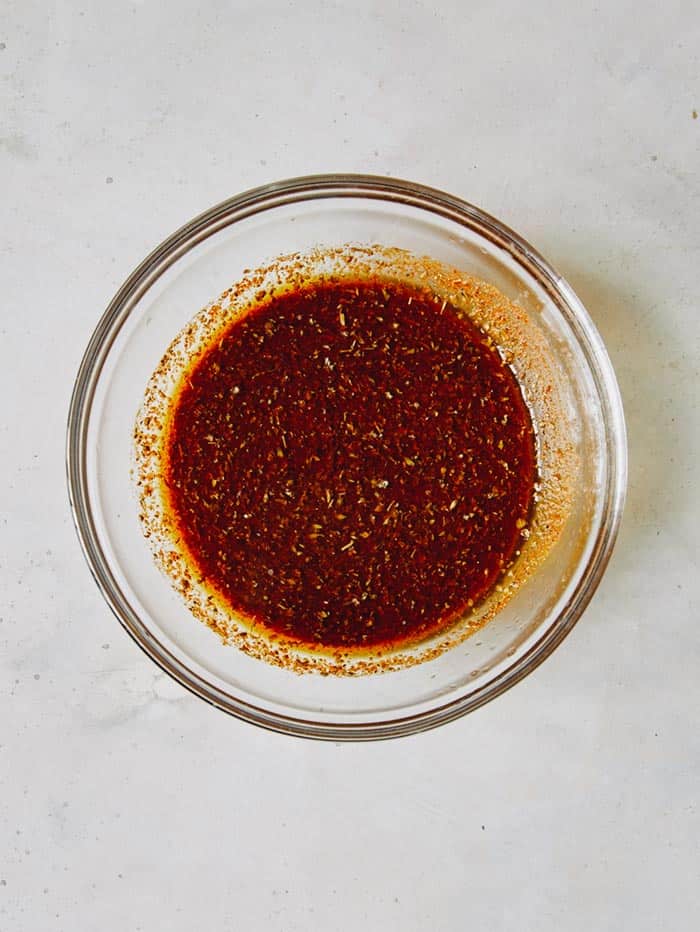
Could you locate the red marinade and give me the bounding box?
[166,279,536,650]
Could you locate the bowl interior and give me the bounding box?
[71,181,624,738]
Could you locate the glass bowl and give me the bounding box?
[66,174,627,740]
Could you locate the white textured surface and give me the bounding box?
[1,1,698,929]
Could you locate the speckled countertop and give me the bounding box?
[1,2,698,929]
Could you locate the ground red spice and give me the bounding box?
[165,279,536,650]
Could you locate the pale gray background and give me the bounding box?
[1,1,698,929]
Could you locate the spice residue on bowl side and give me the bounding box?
[134,244,576,675]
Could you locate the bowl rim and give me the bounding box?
[66,173,627,740]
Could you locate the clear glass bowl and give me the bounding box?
[66,174,627,740]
